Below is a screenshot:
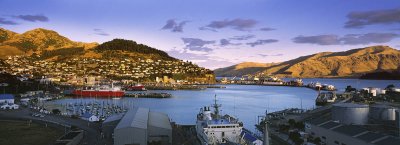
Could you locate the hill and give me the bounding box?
[94,39,176,60]
[214,62,278,77]
[0,27,214,83]
[0,28,175,61]
[0,27,98,58]
[215,46,400,78]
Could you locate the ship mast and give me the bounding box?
[212,94,221,119]
[264,109,270,145]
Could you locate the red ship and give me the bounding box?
[125,84,146,91]
[73,85,125,97]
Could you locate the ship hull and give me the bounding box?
[72,90,125,97]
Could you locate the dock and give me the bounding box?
[124,92,172,98]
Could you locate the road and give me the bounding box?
[0,108,112,145]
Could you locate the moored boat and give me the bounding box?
[73,85,124,97]
[196,95,244,145]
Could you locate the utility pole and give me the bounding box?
[264,109,270,145]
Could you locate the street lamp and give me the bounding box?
[0,83,9,94]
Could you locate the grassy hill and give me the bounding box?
[0,28,175,61]
[0,27,97,58]
[215,46,400,78]
[214,62,278,77]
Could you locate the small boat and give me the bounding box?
[124,84,146,91]
[316,91,337,106]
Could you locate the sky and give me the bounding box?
[1,0,400,69]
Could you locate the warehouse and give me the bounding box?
[148,111,172,144]
[113,107,172,145]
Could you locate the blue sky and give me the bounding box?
[1,0,400,69]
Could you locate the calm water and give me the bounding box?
[52,79,399,131]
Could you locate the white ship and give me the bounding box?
[196,95,243,145]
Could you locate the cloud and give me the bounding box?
[258,54,283,57]
[229,34,256,41]
[293,33,399,45]
[246,39,278,47]
[293,35,340,45]
[168,49,209,60]
[13,14,49,22]
[181,38,215,52]
[345,8,400,28]
[259,27,276,31]
[162,19,189,32]
[0,17,18,25]
[198,27,218,32]
[340,33,398,45]
[220,39,241,46]
[93,29,110,36]
[168,49,235,69]
[201,18,258,31]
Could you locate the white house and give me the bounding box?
[0,94,14,104]
[82,112,99,122]
[89,115,100,122]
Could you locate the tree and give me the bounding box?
[386,84,395,91]
[52,109,61,115]
[295,121,305,130]
[289,131,304,145]
[314,137,321,145]
[345,85,356,92]
[288,119,296,126]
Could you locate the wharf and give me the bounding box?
[124,92,172,98]
[145,85,207,90]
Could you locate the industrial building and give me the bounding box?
[305,118,400,145]
[332,103,370,125]
[305,103,400,145]
[113,107,172,145]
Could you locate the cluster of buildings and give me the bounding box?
[220,75,283,85]
[0,56,214,85]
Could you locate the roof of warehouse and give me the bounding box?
[148,111,172,130]
[374,137,400,145]
[103,113,124,124]
[0,94,14,99]
[332,125,368,136]
[319,121,341,129]
[356,132,385,143]
[306,117,331,125]
[115,107,149,130]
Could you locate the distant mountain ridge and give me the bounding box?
[214,62,278,77]
[215,46,400,78]
[0,27,175,61]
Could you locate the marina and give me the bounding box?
[48,79,399,132]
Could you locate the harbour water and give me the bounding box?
[51,79,400,132]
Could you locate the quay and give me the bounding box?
[124,92,172,98]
